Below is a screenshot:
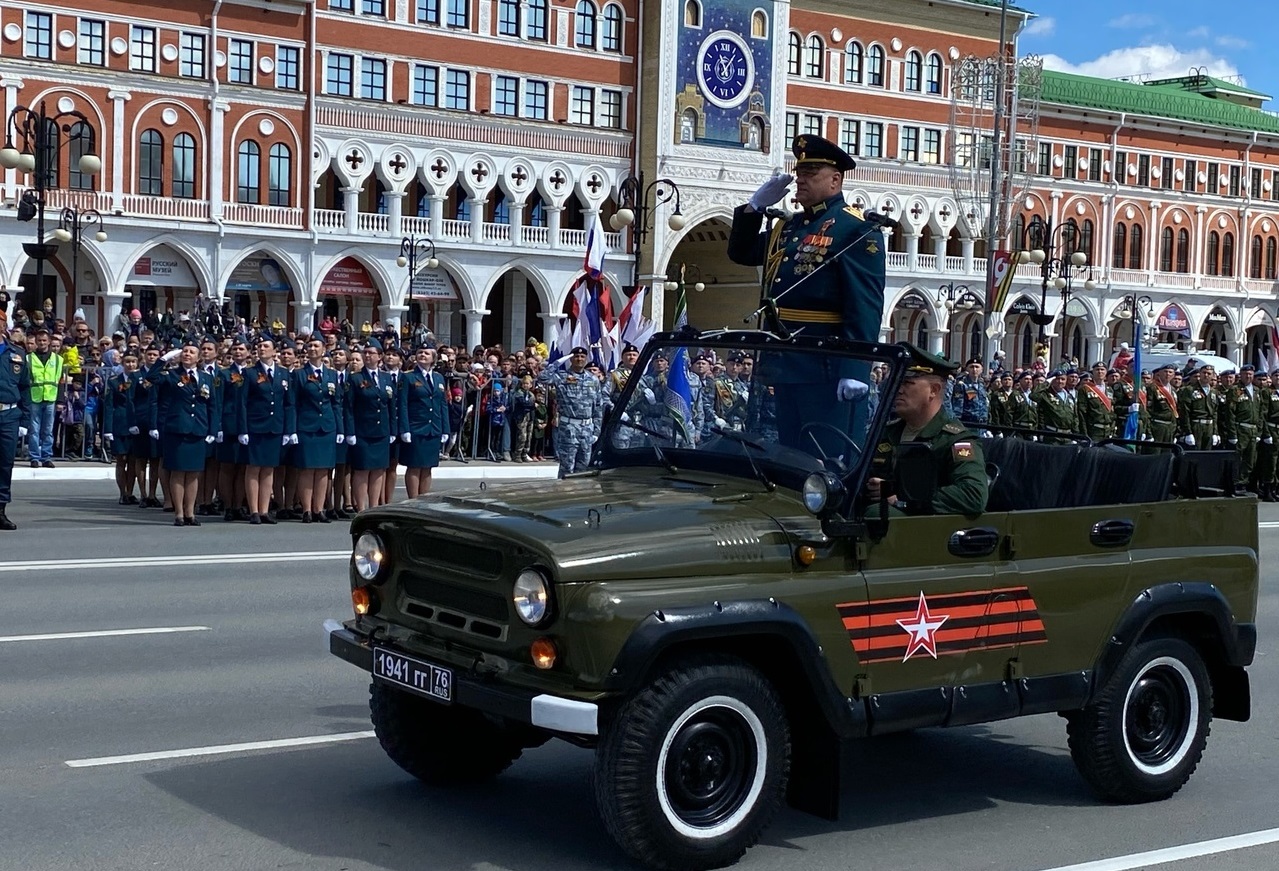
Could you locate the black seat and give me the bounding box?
[980,438,1176,509]
[980,437,1082,510]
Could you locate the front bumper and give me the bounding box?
[324,619,599,736]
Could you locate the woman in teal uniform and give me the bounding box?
[344,339,395,512]
[292,336,343,523]
[398,344,449,499]
[103,349,138,505]
[148,342,220,526]
[129,345,162,508]
[217,340,251,521]
[236,337,296,525]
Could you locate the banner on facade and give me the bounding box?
[320,257,378,298]
[1008,295,1039,315]
[1156,302,1190,335]
[409,268,458,301]
[227,255,292,293]
[128,246,198,288]
[987,249,1016,312]
[897,291,929,311]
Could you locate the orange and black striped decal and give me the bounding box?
[837,586,1048,664]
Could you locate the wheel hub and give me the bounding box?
[663,711,756,828]
[1126,667,1190,766]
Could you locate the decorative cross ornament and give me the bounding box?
[430,158,448,179]
[939,205,952,220]
[880,201,895,214]
[853,198,865,209]
[910,203,923,220]
[549,170,567,190]
[470,164,489,183]
[388,154,407,175]
[586,175,602,194]
[511,166,528,185]
[345,150,364,171]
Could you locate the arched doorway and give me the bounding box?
[1201,307,1232,358]
[1004,295,1042,370]
[1058,296,1094,365]
[123,244,206,327]
[487,268,547,351]
[317,256,386,336]
[664,216,759,330]
[1152,301,1191,350]
[889,290,932,345]
[225,251,296,332]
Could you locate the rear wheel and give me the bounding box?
[1067,638,1212,803]
[593,655,790,871]
[369,682,524,785]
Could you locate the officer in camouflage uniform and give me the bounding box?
[1145,363,1178,445]
[989,371,1013,429]
[866,344,987,516]
[1215,369,1234,441]
[537,345,603,478]
[1257,370,1279,500]
[688,354,713,441]
[1076,370,1114,442]
[1178,364,1217,448]
[711,353,750,430]
[636,353,674,440]
[604,342,640,448]
[948,358,990,429]
[1225,364,1262,492]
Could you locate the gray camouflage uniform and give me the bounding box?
[538,364,603,477]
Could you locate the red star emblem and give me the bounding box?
[896,592,950,662]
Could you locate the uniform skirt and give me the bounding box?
[401,435,441,469]
[110,434,133,456]
[162,434,208,473]
[350,436,389,471]
[386,441,400,468]
[131,433,161,460]
[245,433,282,468]
[295,431,337,470]
[216,439,247,465]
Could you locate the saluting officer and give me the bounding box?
[345,339,397,511]
[1008,370,1039,435]
[537,345,603,478]
[292,335,343,523]
[1178,364,1217,448]
[236,336,296,525]
[148,342,219,527]
[0,311,31,530]
[398,344,449,499]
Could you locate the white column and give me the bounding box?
[1147,202,1161,279]
[539,311,566,348]
[647,277,665,329]
[106,88,130,210]
[209,98,229,218]
[928,327,946,355]
[429,194,445,239]
[102,289,129,337]
[547,205,563,250]
[1194,205,1207,282]
[0,76,23,197]
[470,198,485,244]
[506,273,529,348]
[342,186,360,232]
[1090,332,1108,367]
[906,233,920,271]
[961,238,975,275]
[381,303,409,333]
[290,299,322,334]
[385,190,405,237]
[461,308,489,351]
[510,199,526,246]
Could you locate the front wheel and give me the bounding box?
[593,655,790,871]
[1066,637,1212,803]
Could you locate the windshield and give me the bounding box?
[599,336,901,489]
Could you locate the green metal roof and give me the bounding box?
[1040,70,1279,135]
[1145,74,1271,101]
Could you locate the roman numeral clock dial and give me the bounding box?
[696,30,754,109]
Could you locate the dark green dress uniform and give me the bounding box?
[1258,378,1279,497]
[236,361,296,467]
[0,332,32,518]
[1225,371,1262,487]
[1144,377,1178,444]
[103,372,134,455]
[1076,378,1114,442]
[1035,382,1077,441]
[346,366,396,471]
[128,368,161,460]
[149,361,220,472]
[217,364,249,465]
[1008,383,1039,434]
[292,363,342,469]
[1177,378,1216,447]
[397,365,449,469]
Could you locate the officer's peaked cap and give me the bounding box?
[792,134,856,173]
[900,343,957,378]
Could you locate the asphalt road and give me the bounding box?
[2,480,1276,871]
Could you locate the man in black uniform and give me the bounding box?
[0,311,31,529]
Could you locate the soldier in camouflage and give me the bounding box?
[604,343,640,448]
[711,353,750,430]
[1178,364,1218,448]
[948,358,990,429]
[537,345,603,478]
[1258,370,1279,501]
[1076,369,1114,442]
[1225,364,1262,493]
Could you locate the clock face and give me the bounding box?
[697,30,754,109]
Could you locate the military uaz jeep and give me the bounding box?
[327,331,1258,871]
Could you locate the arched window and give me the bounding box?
[1129,224,1143,269]
[139,129,164,196]
[601,4,622,51]
[804,35,823,78]
[1267,237,1277,279]
[1011,213,1026,250]
[237,139,260,204]
[1159,227,1173,272]
[38,118,59,189]
[1176,228,1189,273]
[787,32,801,76]
[1113,222,1127,268]
[1251,234,1264,278]
[1080,219,1095,262]
[925,52,943,94]
[575,0,596,48]
[679,108,697,143]
[68,122,96,191]
[173,133,196,199]
[1020,323,1033,367]
[1222,232,1235,277]
[492,189,510,224]
[844,41,863,84]
[527,191,546,227]
[750,10,766,38]
[1206,231,1220,276]
[683,0,700,27]
[905,50,922,92]
[268,143,291,206]
[867,45,885,86]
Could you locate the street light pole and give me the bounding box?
[612,173,686,324]
[396,234,439,332]
[54,207,107,306]
[1019,216,1093,353]
[0,100,102,313]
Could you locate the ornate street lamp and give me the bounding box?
[612,173,685,303]
[53,207,107,300]
[0,101,102,309]
[396,234,439,312]
[663,262,705,294]
[1115,294,1155,349]
[1017,216,1097,346]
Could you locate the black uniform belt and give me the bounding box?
[776,307,841,324]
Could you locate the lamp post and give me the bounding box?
[53,207,107,306]
[936,282,980,359]
[396,234,438,329]
[1018,216,1093,349]
[0,101,102,312]
[1115,294,1155,351]
[611,174,686,322]
[663,262,706,295]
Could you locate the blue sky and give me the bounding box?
[1018,1,1274,103]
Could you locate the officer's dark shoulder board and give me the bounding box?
[942,421,966,435]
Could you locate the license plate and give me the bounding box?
[372,647,453,704]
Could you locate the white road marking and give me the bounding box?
[65,730,376,768]
[0,626,211,643]
[0,550,349,573]
[1033,827,1279,871]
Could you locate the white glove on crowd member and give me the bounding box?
[347,435,358,445]
[289,433,298,445]
[205,435,216,444]
[1183,434,1196,447]
[148,429,159,440]
[748,173,794,211]
[1229,438,1238,445]
[128,426,139,435]
[401,432,412,443]
[836,378,870,401]
[215,431,224,443]
[714,417,728,429]
[1128,404,1139,413]
[161,348,181,363]
[643,388,656,404]
[238,434,250,445]
[1265,437,1274,445]
[282,434,291,446]
[388,435,396,444]
[1212,434,1221,446]
[336,433,345,444]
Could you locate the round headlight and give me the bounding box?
[802,473,830,514]
[513,568,551,626]
[353,531,385,581]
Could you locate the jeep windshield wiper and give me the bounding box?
[709,425,774,491]
[616,418,678,473]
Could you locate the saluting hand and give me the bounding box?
[748,173,794,211]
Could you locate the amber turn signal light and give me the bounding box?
[795,545,817,566]
[352,586,378,616]
[530,637,557,670]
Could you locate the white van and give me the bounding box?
[1109,344,1238,375]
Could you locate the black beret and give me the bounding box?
[622,343,639,354]
[570,346,589,355]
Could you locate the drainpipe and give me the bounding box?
[209,0,224,303]
[306,0,318,327]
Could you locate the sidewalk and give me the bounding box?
[12,457,559,482]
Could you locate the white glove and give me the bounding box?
[216,431,224,443]
[289,433,298,445]
[128,426,139,435]
[18,426,27,439]
[238,434,249,445]
[1212,434,1221,446]
[281,435,291,446]
[620,412,630,423]
[1229,438,1238,446]
[104,433,113,443]
[205,435,216,444]
[714,416,728,428]
[401,432,412,443]
[347,435,357,445]
[1143,433,1154,442]
[149,429,159,440]
[161,348,181,363]
[388,435,396,444]
[748,173,794,211]
[336,433,345,444]
[1266,437,1274,445]
[836,378,870,402]
[643,388,656,404]
[1184,434,1196,447]
[1128,404,1139,413]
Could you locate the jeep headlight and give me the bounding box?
[353,531,385,581]
[802,472,843,516]
[513,568,551,626]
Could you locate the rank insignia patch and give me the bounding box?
[953,442,973,459]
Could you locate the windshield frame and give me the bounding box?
[594,329,909,505]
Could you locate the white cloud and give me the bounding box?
[1024,16,1055,37]
[1187,26,1211,39]
[1108,13,1157,29]
[1215,35,1250,50]
[1041,44,1241,82]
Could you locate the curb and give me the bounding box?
[12,461,560,483]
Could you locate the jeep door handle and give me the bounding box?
[948,527,1000,558]
[1090,519,1134,548]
